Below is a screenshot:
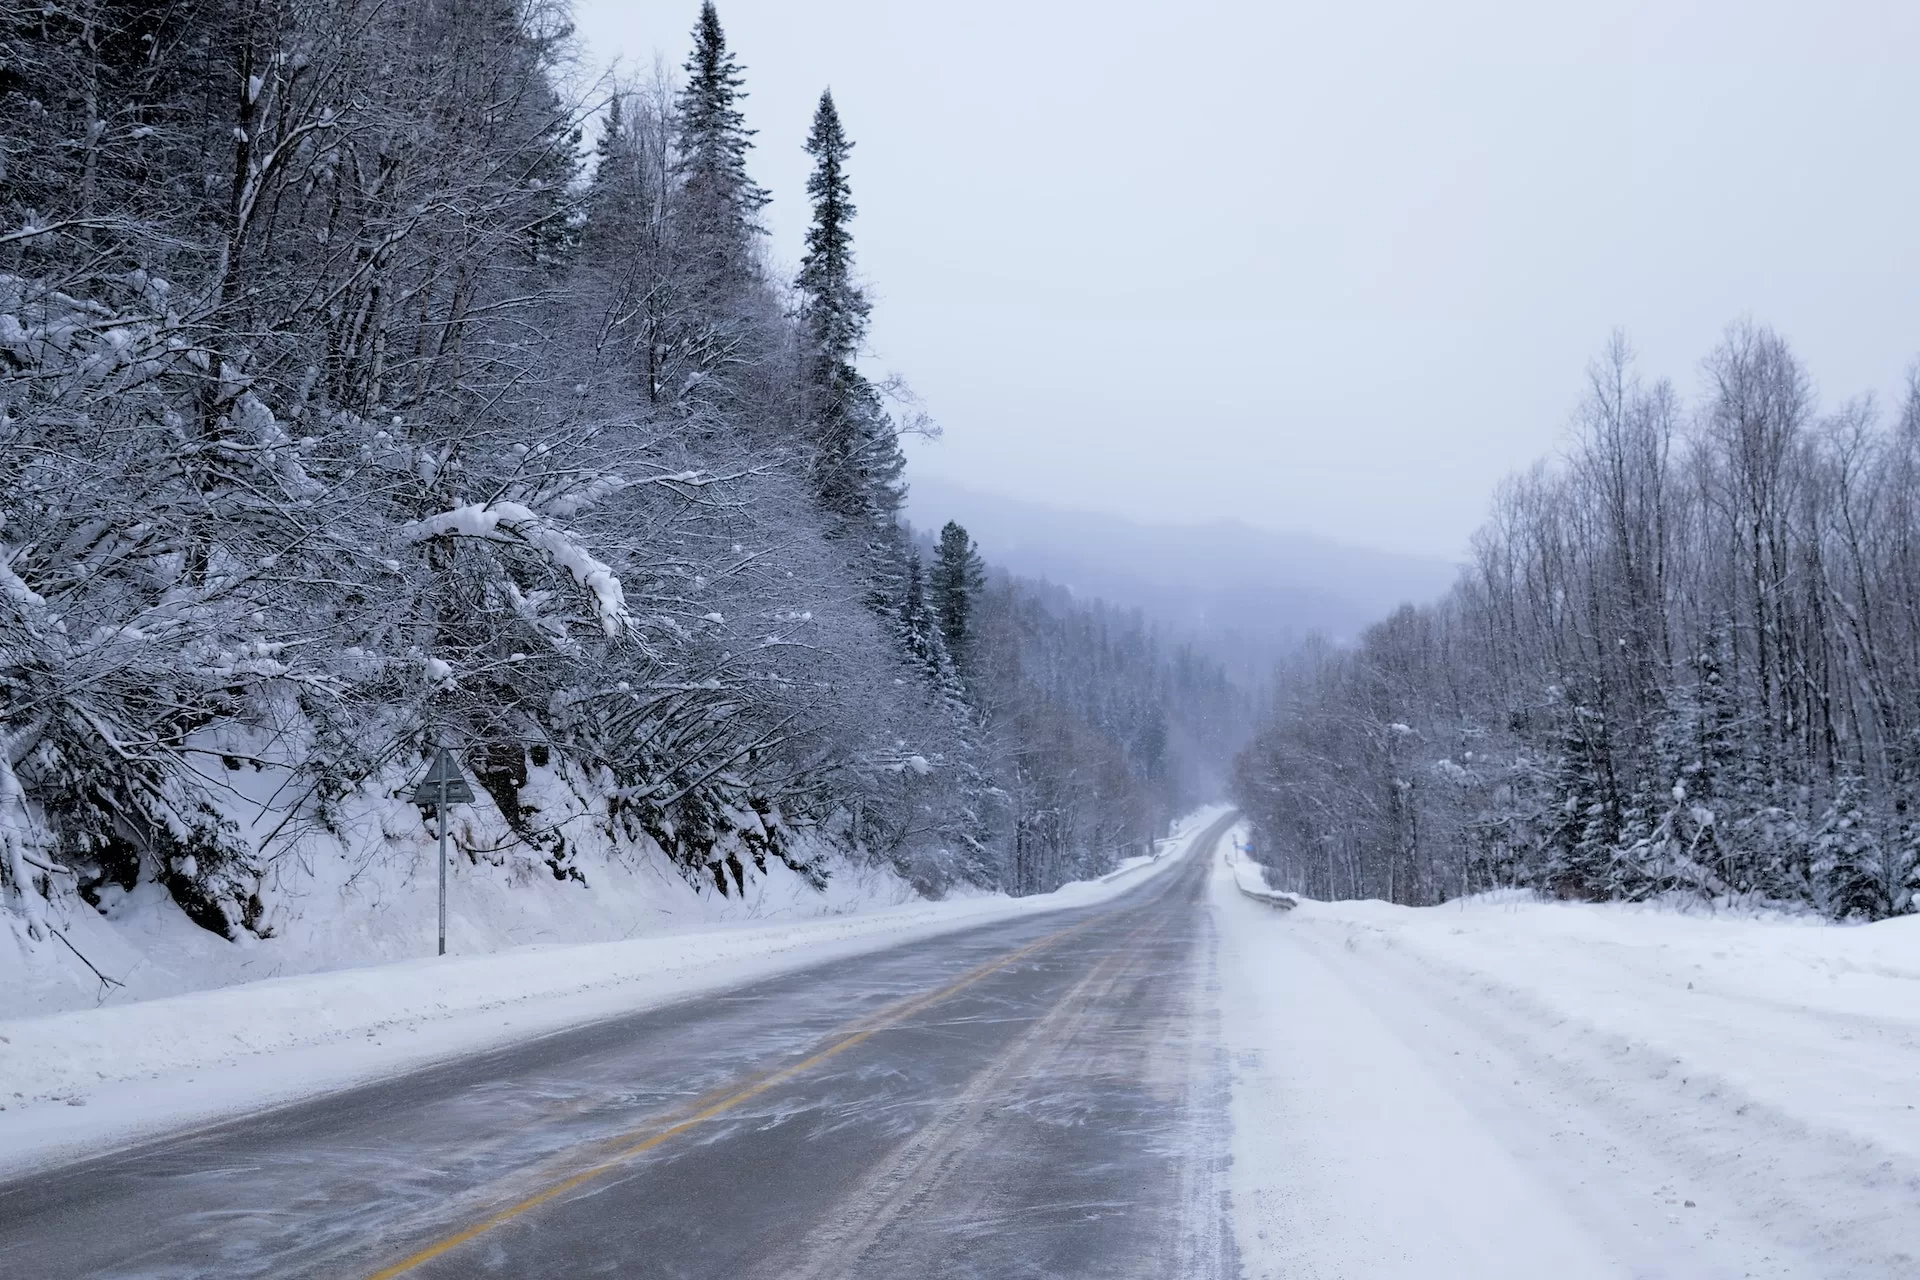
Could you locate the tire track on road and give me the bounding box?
[765,820,1236,1279]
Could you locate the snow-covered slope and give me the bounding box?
[2,744,929,1022]
[0,807,1229,1176]
[1214,831,1920,1278]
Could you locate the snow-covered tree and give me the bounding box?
[930,521,987,663]
[793,88,903,543]
[675,2,771,246]
[1234,330,1920,920]
[0,0,1246,960]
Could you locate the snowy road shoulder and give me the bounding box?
[0,806,1228,1177]
[1286,889,1920,1171]
[1212,836,1623,1280]
[1221,837,1296,909]
[1213,840,1920,1279]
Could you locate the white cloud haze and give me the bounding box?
[573,0,1920,557]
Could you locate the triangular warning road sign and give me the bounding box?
[410,747,476,805]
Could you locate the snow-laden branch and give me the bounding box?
[400,502,631,636]
[0,749,49,939]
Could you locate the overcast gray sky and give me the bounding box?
[573,0,1920,559]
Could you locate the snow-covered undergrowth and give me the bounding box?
[0,806,1227,1176]
[1216,829,1920,1278]
[3,743,859,1022]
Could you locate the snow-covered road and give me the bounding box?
[1216,831,1920,1279]
[0,808,1224,1178]
[5,813,1916,1278]
[0,814,1239,1279]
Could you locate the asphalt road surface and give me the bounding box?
[0,812,1242,1280]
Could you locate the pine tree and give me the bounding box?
[930,521,987,660]
[898,554,941,679]
[1813,776,1887,919]
[674,3,770,249]
[794,88,904,538]
[797,90,869,368]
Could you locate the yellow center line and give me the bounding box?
[365,915,1100,1279]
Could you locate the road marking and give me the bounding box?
[364,917,1097,1279]
[777,921,1167,1280]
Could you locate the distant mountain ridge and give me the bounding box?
[904,476,1461,680]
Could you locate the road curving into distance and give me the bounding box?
[0,811,1244,1280]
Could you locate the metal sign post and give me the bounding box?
[437,772,447,956]
[410,746,476,957]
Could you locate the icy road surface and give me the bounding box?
[5,810,1916,1278]
[0,813,1241,1280]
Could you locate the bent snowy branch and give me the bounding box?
[401,502,632,636]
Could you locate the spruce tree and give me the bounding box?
[899,554,941,677]
[794,88,904,538]
[797,90,869,368]
[674,4,770,259]
[930,521,986,659]
[896,553,970,713]
[1813,776,1887,919]
[582,95,639,256]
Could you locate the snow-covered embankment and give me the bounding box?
[0,806,1228,1176]
[1214,823,1920,1279]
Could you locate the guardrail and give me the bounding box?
[1223,844,1298,910]
[1235,881,1297,911]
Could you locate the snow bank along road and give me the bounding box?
[8,809,1916,1278]
[0,809,1225,1174]
[0,811,1243,1279]
[1219,846,1920,1279]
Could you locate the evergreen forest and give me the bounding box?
[0,0,1237,942]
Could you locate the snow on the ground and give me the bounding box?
[1220,834,1293,905]
[1213,827,1920,1279]
[2,843,925,1022]
[0,806,1228,1177]
[1,744,935,1022]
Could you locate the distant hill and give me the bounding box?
[904,477,1461,681]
